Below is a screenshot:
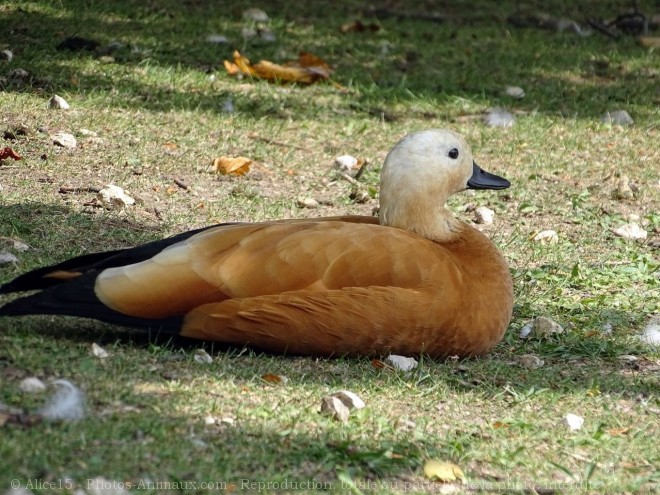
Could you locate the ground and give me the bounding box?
[0,1,659,494]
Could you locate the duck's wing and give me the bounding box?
[0,216,466,355]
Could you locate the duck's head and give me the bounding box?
[379,129,510,241]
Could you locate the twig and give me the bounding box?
[59,185,101,194]
[338,172,358,185]
[172,177,190,190]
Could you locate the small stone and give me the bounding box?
[320,396,350,423]
[335,155,359,171]
[242,7,269,22]
[203,415,217,425]
[532,316,564,336]
[193,349,213,364]
[627,213,641,223]
[219,416,236,426]
[505,86,525,98]
[49,95,70,110]
[617,354,639,363]
[297,197,318,209]
[98,55,115,64]
[639,316,660,347]
[241,27,258,39]
[385,354,419,371]
[259,28,276,42]
[11,239,31,252]
[613,175,634,200]
[532,230,559,244]
[19,377,47,393]
[565,413,584,431]
[0,251,18,264]
[485,108,515,128]
[519,322,533,339]
[207,34,229,44]
[613,223,647,241]
[98,184,135,208]
[518,354,544,369]
[601,322,613,335]
[79,128,98,137]
[51,132,77,149]
[91,343,109,359]
[330,390,366,410]
[474,206,495,225]
[601,110,633,126]
[222,97,235,113]
[0,49,13,62]
[8,68,29,79]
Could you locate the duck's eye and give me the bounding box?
[448,148,459,159]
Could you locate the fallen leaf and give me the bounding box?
[606,427,630,437]
[224,50,332,84]
[492,421,510,429]
[423,459,467,484]
[0,147,22,161]
[210,156,252,176]
[371,359,387,369]
[261,373,288,384]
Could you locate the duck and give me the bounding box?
[0,129,513,358]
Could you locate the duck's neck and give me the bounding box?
[379,202,465,243]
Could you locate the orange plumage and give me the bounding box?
[0,129,513,357]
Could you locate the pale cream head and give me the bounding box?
[378,129,475,242]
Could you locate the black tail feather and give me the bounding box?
[0,271,184,333]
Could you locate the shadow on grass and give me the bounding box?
[1,0,657,120]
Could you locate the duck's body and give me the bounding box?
[0,129,513,357]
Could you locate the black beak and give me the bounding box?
[467,161,510,190]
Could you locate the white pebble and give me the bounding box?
[49,94,70,110]
[98,184,135,208]
[296,197,318,209]
[51,131,77,149]
[193,349,213,364]
[1,49,14,62]
[601,322,613,335]
[505,86,525,98]
[565,413,584,431]
[79,128,98,137]
[385,354,418,371]
[320,396,350,423]
[519,323,533,339]
[91,342,109,359]
[330,390,366,410]
[19,377,47,393]
[613,223,647,241]
[532,316,564,336]
[639,316,660,347]
[0,251,18,264]
[334,155,358,171]
[474,206,495,225]
[242,7,269,22]
[533,229,559,244]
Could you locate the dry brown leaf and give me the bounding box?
[492,421,509,429]
[261,373,287,384]
[607,427,631,437]
[423,459,467,484]
[0,147,22,161]
[224,50,332,84]
[210,156,252,176]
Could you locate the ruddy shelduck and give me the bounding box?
[0,129,513,357]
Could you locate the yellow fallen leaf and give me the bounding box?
[210,156,252,176]
[423,459,467,484]
[224,50,332,84]
[261,373,287,384]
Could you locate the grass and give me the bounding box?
[1,0,659,493]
